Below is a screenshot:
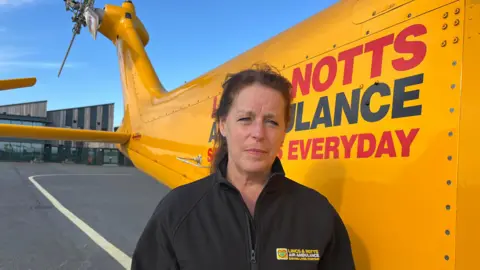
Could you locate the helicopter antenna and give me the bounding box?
[58,0,97,77]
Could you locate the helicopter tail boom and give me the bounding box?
[0,124,130,143]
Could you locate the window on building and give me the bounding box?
[0,142,7,157]
[32,143,43,158]
[22,143,34,161]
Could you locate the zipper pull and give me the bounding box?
[251,250,256,263]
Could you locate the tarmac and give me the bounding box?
[0,162,171,270]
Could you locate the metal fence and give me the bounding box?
[0,141,133,166]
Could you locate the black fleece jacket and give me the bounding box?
[131,156,355,270]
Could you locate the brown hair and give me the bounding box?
[210,63,293,173]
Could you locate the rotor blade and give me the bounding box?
[0,77,36,91]
[58,30,77,77]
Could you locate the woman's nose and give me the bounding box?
[250,121,265,139]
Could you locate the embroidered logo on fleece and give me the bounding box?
[276,248,320,261]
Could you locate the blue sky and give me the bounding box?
[0,0,337,127]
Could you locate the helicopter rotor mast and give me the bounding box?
[58,0,100,77]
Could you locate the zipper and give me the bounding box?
[233,172,283,270]
[252,172,284,270]
[245,212,258,270]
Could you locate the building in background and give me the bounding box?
[0,101,49,162]
[45,103,116,164]
[0,100,132,166]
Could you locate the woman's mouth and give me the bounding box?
[245,149,267,155]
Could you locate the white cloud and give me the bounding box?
[0,61,77,69]
[0,46,35,60]
[0,0,35,6]
[0,46,84,71]
[0,0,51,9]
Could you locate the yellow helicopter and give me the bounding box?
[0,0,478,269]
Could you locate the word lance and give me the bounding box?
[207,72,423,138]
[291,23,427,98]
[288,73,423,132]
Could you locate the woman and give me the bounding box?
[131,64,355,270]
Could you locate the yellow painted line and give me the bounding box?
[28,174,133,269]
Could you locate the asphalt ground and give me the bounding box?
[0,162,171,270]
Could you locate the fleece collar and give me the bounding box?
[213,153,286,193]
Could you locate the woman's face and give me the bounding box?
[219,83,287,175]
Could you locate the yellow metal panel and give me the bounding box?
[455,1,480,269]
[352,0,415,24]
[274,2,464,268]
[126,148,191,189]
[357,0,459,35]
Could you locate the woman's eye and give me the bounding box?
[237,117,278,126]
[268,120,278,126]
